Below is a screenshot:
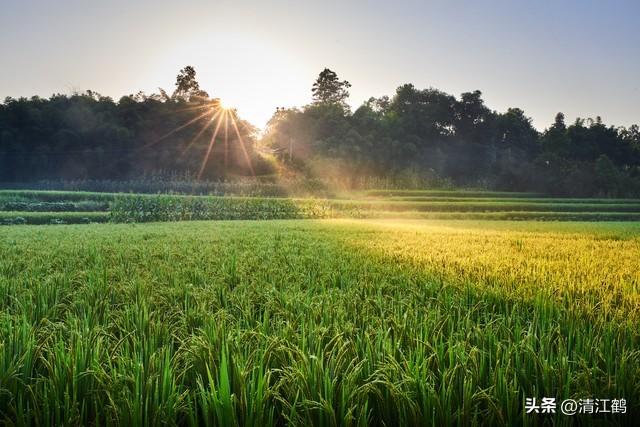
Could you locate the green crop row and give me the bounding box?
[0,211,110,225]
[1,178,293,197]
[363,189,541,198]
[0,190,120,202]
[330,199,640,213]
[377,196,640,204]
[359,210,640,221]
[3,190,640,225]
[0,200,110,212]
[109,196,338,222]
[109,195,640,223]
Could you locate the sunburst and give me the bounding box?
[217,98,229,111]
[147,98,255,179]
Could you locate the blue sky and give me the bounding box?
[1,0,638,129]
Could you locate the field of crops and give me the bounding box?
[1,217,639,425]
[2,189,640,224]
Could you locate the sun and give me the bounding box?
[217,98,229,110]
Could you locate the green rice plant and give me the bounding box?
[0,219,638,425]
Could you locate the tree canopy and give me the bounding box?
[172,66,209,101]
[265,70,640,196]
[311,68,352,110]
[0,66,270,182]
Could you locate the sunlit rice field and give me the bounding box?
[1,219,639,425]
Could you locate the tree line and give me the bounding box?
[1,66,639,196]
[0,66,269,182]
[265,68,640,196]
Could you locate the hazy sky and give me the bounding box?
[1,0,639,129]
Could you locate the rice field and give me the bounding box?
[1,215,639,425]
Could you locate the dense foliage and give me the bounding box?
[265,73,640,196]
[0,68,272,182]
[2,66,640,196]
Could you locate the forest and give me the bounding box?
[1,66,639,196]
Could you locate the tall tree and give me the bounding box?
[454,90,494,144]
[172,66,209,101]
[311,68,351,109]
[541,112,570,157]
[496,108,538,154]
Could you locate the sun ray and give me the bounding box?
[142,107,216,149]
[179,108,223,157]
[158,103,212,116]
[86,101,222,177]
[197,113,225,179]
[224,112,229,167]
[229,113,256,177]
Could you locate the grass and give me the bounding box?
[0,219,638,425]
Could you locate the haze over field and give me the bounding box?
[1,0,639,129]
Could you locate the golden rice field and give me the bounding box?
[0,218,638,425]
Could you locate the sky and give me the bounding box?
[1,0,639,130]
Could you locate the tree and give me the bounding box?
[311,68,351,109]
[496,108,538,154]
[454,90,494,144]
[365,96,390,114]
[172,66,209,101]
[595,154,621,196]
[264,107,301,162]
[541,112,570,157]
[389,84,457,139]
